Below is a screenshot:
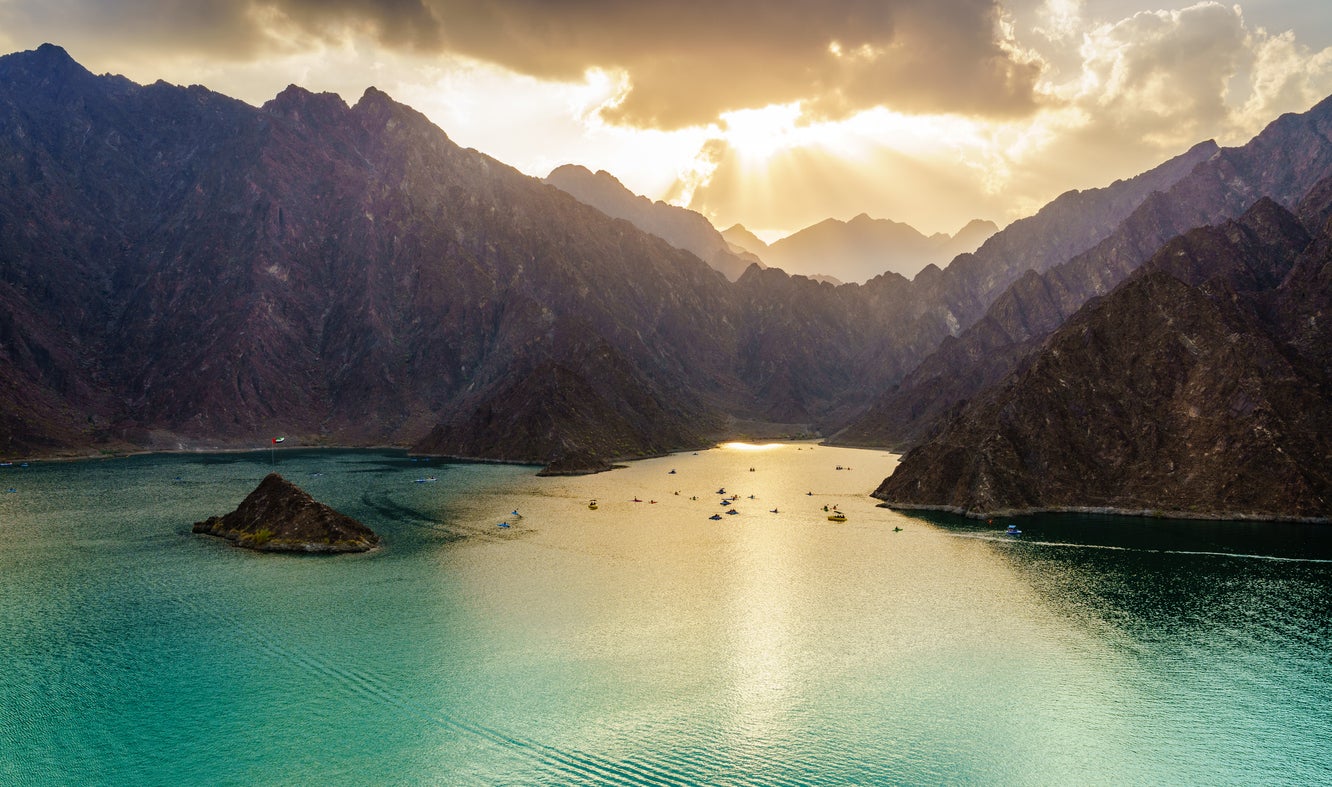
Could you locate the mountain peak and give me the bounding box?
[1,42,93,83]
[33,42,74,63]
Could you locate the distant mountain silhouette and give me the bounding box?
[874,192,1332,521]
[545,164,762,281]
[759,214,997,283]
[720,223,769,257]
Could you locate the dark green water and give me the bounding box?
[1,446,1329,785]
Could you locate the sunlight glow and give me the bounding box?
[719,103,804,162]
[721,442,787,452]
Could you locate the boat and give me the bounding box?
[1005,524,1023,536]
[588,500,598,510]
[827,512,847,522]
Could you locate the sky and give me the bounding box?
[2,1,1331,240]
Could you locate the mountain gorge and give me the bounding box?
[3,43,1327,494]
[0,44,1014,467]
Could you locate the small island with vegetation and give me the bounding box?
[193,473,380,553]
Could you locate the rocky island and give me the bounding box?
[193,473,380,553]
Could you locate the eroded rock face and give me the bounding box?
[839,97,1332,450]
[873,196,1332,522]
[193,473,380,553]
[0,44,1216,470]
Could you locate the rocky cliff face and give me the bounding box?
[0,45,923,469]
[873,195,1332,521]
[0,44,1299,475]
[840,97,1332,449]
[193,473,380,552]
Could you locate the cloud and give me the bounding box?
[0,0,1045,128]
[1069,2,1248,145]
[678,2,1332,237]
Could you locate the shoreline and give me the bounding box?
[877,500,1332,526]
[1,436,854,474]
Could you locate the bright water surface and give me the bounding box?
[1,444,1330,785]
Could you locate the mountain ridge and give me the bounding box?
[837,97,1332,449]
[872,193,1332,521]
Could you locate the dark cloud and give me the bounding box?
[2,0,1043,127]
[426,0,1044,126]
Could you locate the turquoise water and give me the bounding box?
[1,445,1330,785]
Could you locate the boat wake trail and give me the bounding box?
[948,532,1332,563]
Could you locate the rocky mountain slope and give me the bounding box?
[545,164,762,281]
[759,214,997,282]
[873,194,1332,521]
[0,44,959,468]
[839,96,1332,449]
[0,44,1273,472]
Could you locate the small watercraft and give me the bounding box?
[716,488,726,494]
[1005,524,1023,536]
[511,510,521,518]
[669,469,677,475]
[633,497,643,503]
[497,522,510,528]
[725,509,739,515]
[827,512,847,522]
[709,514,723,520]
[770,508,779,513]
[893,526,902,532]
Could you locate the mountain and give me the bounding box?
[0,44,928,468]
[720,223,768,257]
[838,96,1332,449]
[545,164,762,281]
[757,214,998,283]
[873,194,1332,521]
[0,44,1295,475]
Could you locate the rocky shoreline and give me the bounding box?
[877,500,1332,525]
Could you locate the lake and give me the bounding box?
[1,444,1329,785]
